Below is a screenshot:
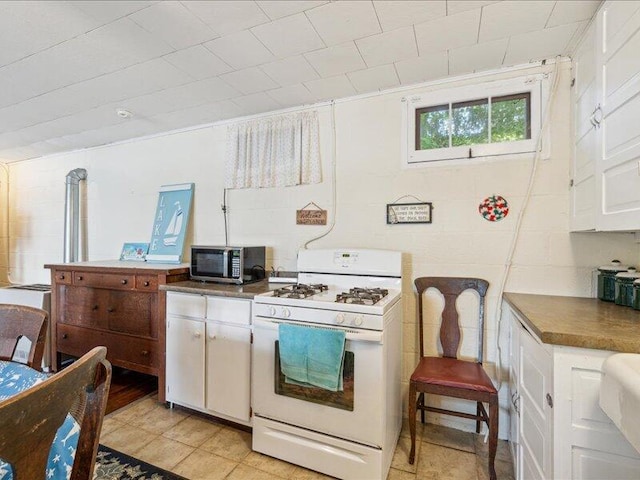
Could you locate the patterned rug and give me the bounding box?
[95,445,187,480]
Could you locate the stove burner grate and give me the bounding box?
[272,283,328,299]
[336,287,388,305]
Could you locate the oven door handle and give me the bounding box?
[253,318,384,343]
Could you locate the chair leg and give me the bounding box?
[488,395,499,480]
[476,401,482,433]
[409,382,417,465]
[418,392,425,424]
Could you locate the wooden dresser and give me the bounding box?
[45,260,189,403]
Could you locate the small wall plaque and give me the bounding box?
[296,202,327,225]
[387,202,432,224]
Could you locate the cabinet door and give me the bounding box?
[597,1,640,230]
[570,19,598,232]
[166,316,205,409]
[553,347,640,479]
[519,324,553,480]
[206,321,251,422]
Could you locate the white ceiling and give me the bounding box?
[0,0,600,163]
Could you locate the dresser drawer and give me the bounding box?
[54,270,72,285]
[57,324,158,373]
[136,275,158,291]
[73,271,135,290]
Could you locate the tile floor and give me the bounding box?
[100,394,515,480]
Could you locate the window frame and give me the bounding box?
[403,76,544,165]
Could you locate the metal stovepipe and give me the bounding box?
[63,168,87,263]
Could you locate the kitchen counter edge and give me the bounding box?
[504,292,640,354]
[160,279,289,299]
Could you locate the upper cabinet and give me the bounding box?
[571,1,640,232]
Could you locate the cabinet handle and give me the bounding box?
[141,350,149,357]
[121,279,128,285]
[209,334,216,340]
[143,281,150,287]
[193,331,201,338]
[546,393,553,408]
[593,104,603,127]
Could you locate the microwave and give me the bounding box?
[190,246,266,284]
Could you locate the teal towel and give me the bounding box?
[278,323,346,392]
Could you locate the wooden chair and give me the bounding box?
[408,277,498,480]
[0,346,112,479]
[0,304,48,370]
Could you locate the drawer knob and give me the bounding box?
[121,279,128,285]
[144,281,150,287]
[62,333,68,339]
[59,274,65,280]
[92,305,99,311]
[78,275,83,281]
[141,350,149,356]
[107,307,115,313]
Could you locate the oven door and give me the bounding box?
[252,317,386,448]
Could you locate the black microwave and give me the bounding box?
[190,246,266,284]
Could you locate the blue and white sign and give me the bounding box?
[146,183,194,263]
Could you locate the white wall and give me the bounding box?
[2,60,638,438]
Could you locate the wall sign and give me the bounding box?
[387,202,432,224]
[296,202,327,225]
[147,183,194,263]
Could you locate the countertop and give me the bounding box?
[160,279,291,299]
[45,260,190,273]
[504,292,640,353]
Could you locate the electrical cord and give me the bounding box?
[302,100,337,249]
[222,188,229,246]
[493,58,563,392]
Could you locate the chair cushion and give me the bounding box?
[410,356,497,394]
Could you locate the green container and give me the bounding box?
[614,269,640,307]
[633,279,640,310]
[598,261,627,302]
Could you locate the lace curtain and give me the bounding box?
[225,110,321,189]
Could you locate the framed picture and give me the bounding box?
[386,202,432,224]
[146,183,194,264]
[120,242,149,261]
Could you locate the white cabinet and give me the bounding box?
[509,312,553,480]
[506,303,640,479]
[570,1,640,231]
[166,291,252,425]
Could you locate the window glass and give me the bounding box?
[491,93,530,142]
[416,105,449,150]
[452,99,488,147]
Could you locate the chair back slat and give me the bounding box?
[414,277,489,360]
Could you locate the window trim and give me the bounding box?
[403,76,545,166]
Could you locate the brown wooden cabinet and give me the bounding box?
[45,261,189,403]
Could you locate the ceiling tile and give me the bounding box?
[232,92,282,115]
[446,1,498,16]
[69,1,154,23]
[546,1,600,28]
[395,51,449,84]
[204,30,275,69]
[260,56,319,87]
[448,38,508,75]
[373,1,446,31]
[304,42,366,78]
[219,67,280,95]
[304,75,357,101]
[347,64,400,93]
[129,1,219,50]
[504,22,582,65]
[151,99,242,127]
[415,8,480,55]
[251,13,325,58]
[163,45,232,80]
[266,84,316,108]
[183,1,270,36]
[355,26,417,68]
[306,1,381,46]
[0,2,101,67]
[479,1,556,42]
[257,1,328,20]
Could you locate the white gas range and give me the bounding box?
[252,249,403,480]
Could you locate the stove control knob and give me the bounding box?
[282,307,291,318]
[354,315,364,327]
[268,307,277,317]
[336,313,345,324]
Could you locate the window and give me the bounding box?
[404,76,544,165]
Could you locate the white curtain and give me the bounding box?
[225,110,321,189]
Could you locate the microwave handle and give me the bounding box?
[223,249,229,278]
